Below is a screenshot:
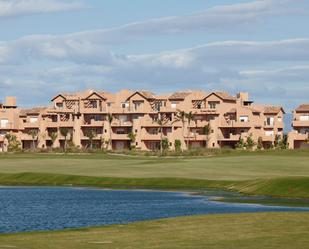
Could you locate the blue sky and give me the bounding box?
[0,0,308,111]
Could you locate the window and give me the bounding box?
[240,116,249,122]
[300,115,309,121]
[121,102,129,109]
[89,100,97,108]
[29,117,38,123]
[209,102,218,109]
[171,101,177,109]
[56,102,63,109]
[265,131,274,136]
[154,102,162,111]
[133,101,143,110]
[0,119,9,128]
[266,117,274,126]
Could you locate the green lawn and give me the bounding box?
[1,212,309,249]
[0,151,308,180]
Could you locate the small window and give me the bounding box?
[240,116,249,122]
[171,101,177,109]
[56,102,63,109]
[29,117,38,123]
[209,102,218,109]
[0,119,9,128]
[105,129,107,133]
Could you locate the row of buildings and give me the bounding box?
[0,89,308,151]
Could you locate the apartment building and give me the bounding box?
[288,104,309,149]
[0,89,285,151]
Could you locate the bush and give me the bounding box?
[174,140,182,152]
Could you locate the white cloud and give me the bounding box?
[0,0,86,18]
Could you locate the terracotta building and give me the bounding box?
[288,104,309,149]
[0,89,286,151]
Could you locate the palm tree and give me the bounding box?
[174,110,186,135]
[153,115,169,155]
[202,123,211,148]
[28,129,38,151]
[185,111,194,150]
[59,127,70,151]
[85,129,97,149]
[50,132,58,148]
[173,110,186,152]
[107,113,114,150]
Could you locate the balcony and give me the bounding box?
[141,133,165,141]
[111,120,133,127]
[292,120,309,128]
[23,122,39,129]
[111,133,130,140]
[218,134,241,141]
[289,131,309,141]
[82,120,104,127]
[58,120,74,127]
[45,121,59,128]
[220,120,252,128]
[141,118,173,127]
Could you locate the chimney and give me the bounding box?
[237,92,249,101]
[5,96,17,107]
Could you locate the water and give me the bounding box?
[0,187,308,234]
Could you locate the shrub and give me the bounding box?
[235,138,245,149]
[257,137,263,150]
[246,135,256,150]
[174,140,182,152]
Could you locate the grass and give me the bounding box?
[1,173,309,198]
[1,212,309,249]
[0,150,308,181]
[0,150,308,197]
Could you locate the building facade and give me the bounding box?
[0,89,286,151]
[288,104,309,149]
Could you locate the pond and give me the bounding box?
[0,187,308,234]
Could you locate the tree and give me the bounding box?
[202,123,211,148]
[174,139,181,152]
[127,131,137,150]
[153,115,169,156]
[107,113,114,150]
[246,134,256,150]
[28,129,38,151]
[84,129,97,149]
[235,138,245,149]
[185,111,195,150]
[50,132,58,148]
[162,138,169,152]
[173,110,186,151]
[279,134,288,149]
[274,134,281,149]
[59,127,70,151]
[4,133,21,152]
[257,137,263,150]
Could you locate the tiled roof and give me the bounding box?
[295,104,309,112]
[139,91,155,99]
[169,92,192,100]
[263,106,284,114]
[20,107,47,116]
[214,92,237,101]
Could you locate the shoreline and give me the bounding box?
[1,175,309,208]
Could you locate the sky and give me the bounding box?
[0,0,308,111]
